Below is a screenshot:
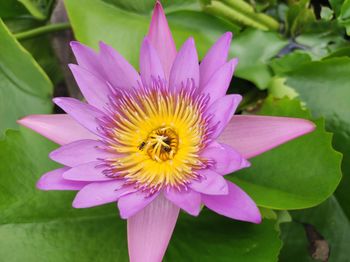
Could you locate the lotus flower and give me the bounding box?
[18,2,315,261]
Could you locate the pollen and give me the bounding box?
[100,80,212,193]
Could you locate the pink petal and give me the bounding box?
[202,181,261,223]
[63,161,113,181]
[70,41,106,80]
[118,191,159,219]
[169,37,199,92]
[199,32,232,88]
[190,169,228,195]
[69,64,111,111]
[17,114,97,145]
[201,59,238,104]
[165,188,201,216]
[127,194,179,262]
[50,139,115,167]
[207,94,242,138]
[140,37,165,86]
[148,1,177,79]
[99,41,141,90]
[53,97,104,136]
[72,180,133,208]
[200,142,250,175]
[37,168,88,191]
[217,115,316,159]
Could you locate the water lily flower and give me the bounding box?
[18,1,315,261]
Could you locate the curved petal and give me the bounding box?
[17,114,97,145]
[37,168,88,191]
[118,191,159,219]
[50,139,116,167]
[99,41,141,90]
[202,181,261,224]
[127,194,179,262]
[148,1,177,79]
[69,64,111,111]
[207,94,242,138]
[201,59,238,104]
[140,37,165,86]
[165,188,201,216]
[200,32,232,88]
[70,41,106,79]
[189,169,228,195]
[169,37,199,92]
[53,97,105,136]
[72,180,133,208]
[217,115,316,159]
[200,142,250,175]
[63,161,113,182]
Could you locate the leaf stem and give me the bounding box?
[14,22,71,41]
[202,0,280,31]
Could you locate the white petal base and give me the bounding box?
[127,194,180,262]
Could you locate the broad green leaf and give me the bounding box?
[227,97,342,210]
[292,196,350,262]
[0,19,53,136]
[103,0,199,14]
[0,0,28,18]
[0,128,282,261]
[230,29,288,89]
[279,222,312,262]
[64,0,238,70]
[285,57,350,218]
[280,196,350,262]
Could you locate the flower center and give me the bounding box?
[100,80,213,193]
[140,127,178,162]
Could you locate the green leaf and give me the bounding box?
[280,196,350,262]
[279,222,312,261]
[227,97,342,210]
[320,6,334,21]
[0,19,53,136]
[230,29,288,89]
[338,0,350,35]
[0,129,282,261]
[17,0,52,20]
[285,57,350,218]
[103,0,199,14]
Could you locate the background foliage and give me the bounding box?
[0,0,349,261]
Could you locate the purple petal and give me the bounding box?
[189,169,228,195]
[199,32,232,88]
[72,180,134,208]
[201,59,238,104]
[37,168,88,191]
[148,1,177,79]
[127,194,179,262]
[207,94,242,138]
[70,41,106,80]
[165,188,201,216]
[17,114,97,145]
[99,41,141,90]
[118,191,159,219]
[50,139,116,167]
[169,37,199,92]
[69,64,111,111]
[63,161,113,181]
[200,142,250,175]
[140,37,165,87]
[202,181,261,223]
[217,115,316,159]
[53,97,105,136]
